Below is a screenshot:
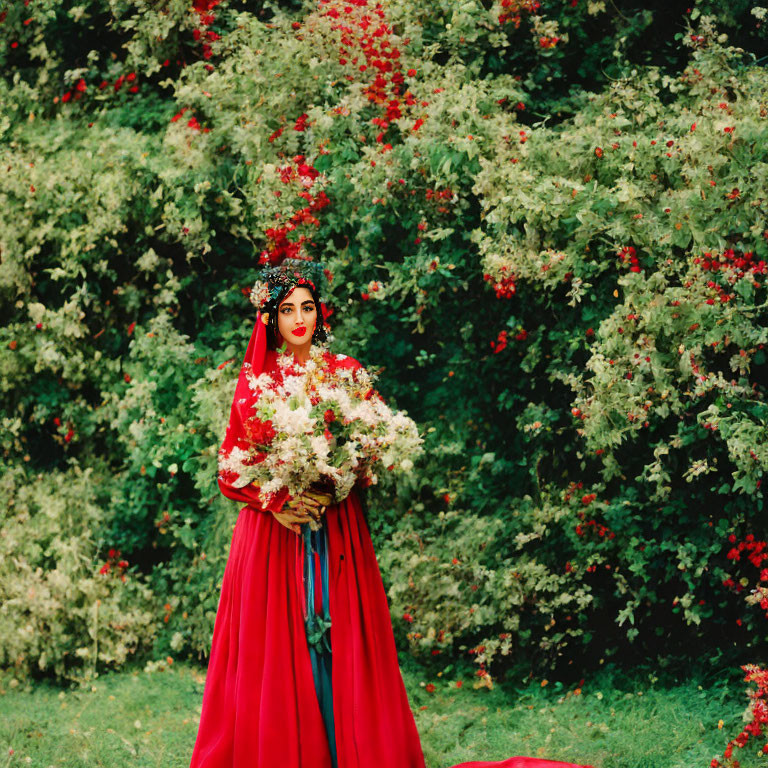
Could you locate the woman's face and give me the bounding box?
[277,286,317,347]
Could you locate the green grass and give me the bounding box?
[0,658,762,768]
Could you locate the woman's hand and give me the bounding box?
[303,487,334,510]
[272,487,335,534]
[271,504,314,535]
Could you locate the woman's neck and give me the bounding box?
[281,338,312,363]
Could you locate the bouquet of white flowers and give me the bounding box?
[218,348,422,527]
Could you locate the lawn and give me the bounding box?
[0,657,761,768]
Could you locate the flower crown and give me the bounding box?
[249,258,325,311]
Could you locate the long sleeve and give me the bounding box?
[217,475,291,515]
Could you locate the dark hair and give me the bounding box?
[265,281,328,350]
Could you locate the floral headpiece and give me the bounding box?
[249,258,325,311]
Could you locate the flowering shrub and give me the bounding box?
[0,464,156,683]
[449,34,768,667]
[712,664,768,767]
[1,0,768,683]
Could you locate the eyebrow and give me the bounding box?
[279,299,315,307]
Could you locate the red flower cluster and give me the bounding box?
[727,534,768,570]
[60,78,88,104]
[244,417,276,447]
[490,329,508,354]
[562,480,584,502]
[52,416,76,444]
[99,548,130,582]
[317,0,425,149]
[259,155,331,265]
[539,36,560,49]
[711,664,768,767]
[695,249,767,280]
[93,70,144,99]
[423,186,456,216]
[192,0,222,60]
[483,268,516,299]
[425,187,453,202]
[703,279,734,305]
[170,107,211,132]
[498,0,541,28]
[186,115,210,133]
[575,518,615,540]
[723,534,768,623]
[171,107,189,123]
[617,245,640,273]
[113,72,139,94]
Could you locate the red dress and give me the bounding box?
[188,485,586,768]
[189,329,586,768]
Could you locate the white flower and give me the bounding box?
[219,350,423,508]
[249,280,271,308]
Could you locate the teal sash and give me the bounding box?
[302,524,337,768]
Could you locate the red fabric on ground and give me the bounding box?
[452,761,587,768]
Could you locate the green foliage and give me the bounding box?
[1,660,766,768]
[0,463,156,683]
[1,0,767,682]
[438,36,768,670]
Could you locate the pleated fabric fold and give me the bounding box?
[325,491,426,768]
[189,490,424,768]
[189,504,333,768]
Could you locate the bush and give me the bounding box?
[1,1,766,680]
[0,463,156,683]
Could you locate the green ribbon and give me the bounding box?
[302,523,337,768]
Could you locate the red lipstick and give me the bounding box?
[291,327,308,337]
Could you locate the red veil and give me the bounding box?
[190,310,589,768]
[215,310,290,514]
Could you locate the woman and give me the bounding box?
[189,260,587,768]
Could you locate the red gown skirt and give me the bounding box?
[189,490,586,768]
